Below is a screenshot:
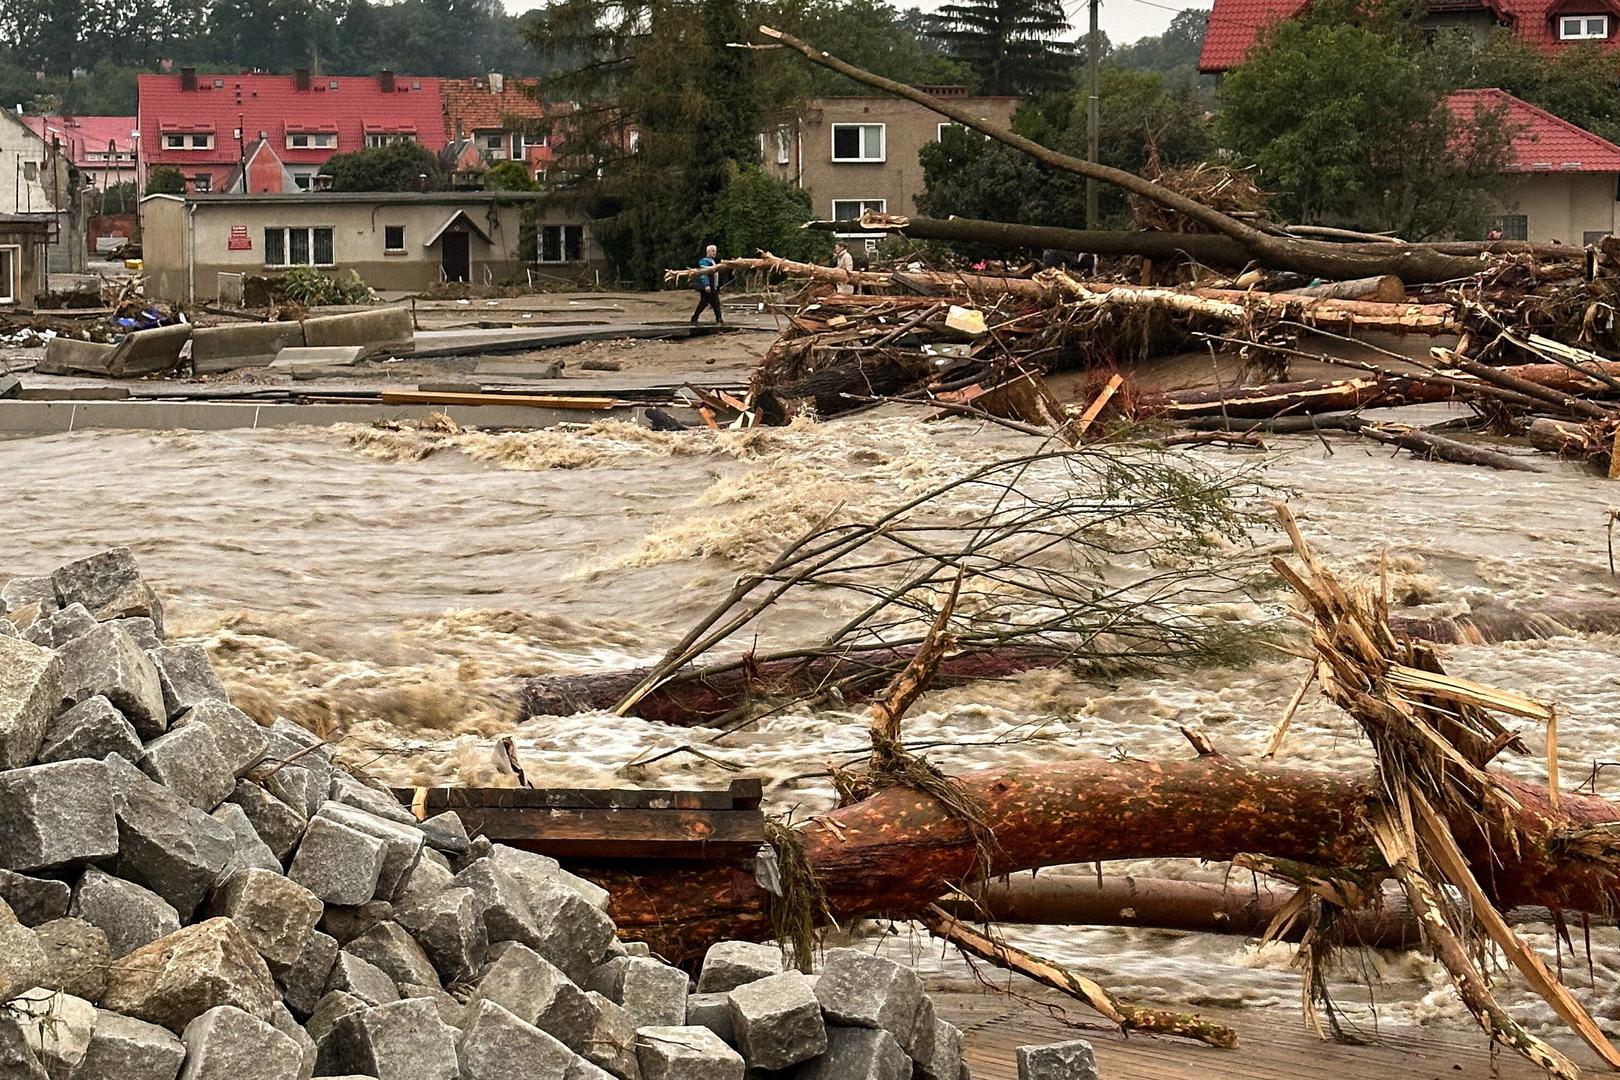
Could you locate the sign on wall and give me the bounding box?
[227,225,251,251]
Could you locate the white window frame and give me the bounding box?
[0,245,18,304]
[478,132,508,160]
[775,127,791,165]
[264,226,336,268]
[286,132,336,150]
[830,123,885,163]
[831,198,886,222]
[538,224,584,264]
[383,225,406,253]
[512,132,543,157]
[364,133,415,148]
[1560,14,1609,37]
[163,133,214,150]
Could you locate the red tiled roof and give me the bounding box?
[1199,0,1620,71]
[440,77,545,139]
[23,115,137,166]
[137,72,446,188]
[1447,87,1620,171]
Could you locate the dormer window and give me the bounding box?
[1560,14,1608,37]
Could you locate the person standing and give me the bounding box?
[691,243,723,324]
[833,241,855,295]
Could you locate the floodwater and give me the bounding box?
[4,409,1620,1039]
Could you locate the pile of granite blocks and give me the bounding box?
[0,548,992,1080]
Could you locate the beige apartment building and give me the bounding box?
[140,191,604,301]
[762,90,1020,249]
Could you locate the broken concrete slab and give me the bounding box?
[0,869,71,927]
[37,695,145,766]
[51,549,164,635]
[178,1005,304,1080]
[0,633,63,769]
[270,345,369,371]
[191,322,307,375]
[204,867,323,970]
[288,816,387,906]
[101,918,279,1032]
[457,1000,578,1080]
[70,866,181,959]
[146,645,229,719]
[0,759,120,872]
[108,324,193,378]
[301,308,414,357]
[73,1009,186,1080]
[57,623,167,739]
[634,1026,742,1080]
[726,971,826,1071]
[37,337,118,376]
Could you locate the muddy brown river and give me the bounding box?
[5,409,1619,1037]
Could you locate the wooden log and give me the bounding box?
[1282,275,1405,302]
[936,874,1423,948]
[584,757,1620,964]
[1526,416,1615,468]
[1351,421,1545,472]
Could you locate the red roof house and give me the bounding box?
[137,69,446,193]
[1199,0,1620,72]
[1448,87,1620,172]
[440,75,555,180]
[23,115,138,187]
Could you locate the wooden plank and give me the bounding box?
[378,390,626,410]
[448,806,764,860]
[391,785,748,811]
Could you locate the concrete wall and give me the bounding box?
[1498,173,1619,244]
[0,112,84,274]
[140,196,605,301]
[764,96,1020,233]
[0,225,48,307]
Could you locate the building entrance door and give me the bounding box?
[441,231,470,283]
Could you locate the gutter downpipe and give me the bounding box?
[187,201,197,304]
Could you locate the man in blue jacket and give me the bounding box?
[690,243,723,324]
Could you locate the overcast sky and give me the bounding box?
[498,0,1214,48]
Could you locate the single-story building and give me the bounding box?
[138,191,605,302]
[1450,88,1620,244]
[0,216,50,309]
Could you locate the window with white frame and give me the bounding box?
[163,132,213,150]
[264,226,335,267]
[831,123,884,162]
[384,225,405,252]
[0,246,17,304]
[364,133,414,148]
[1560,14,1609,37]
[478,132,507,160]
[775,128,791,165]
[287,132,337,149]
[832,198,885,222]
[512,132,544,157]
[538,224,584,263]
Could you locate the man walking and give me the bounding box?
[691,243,723,324]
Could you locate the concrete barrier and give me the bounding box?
[108,324,192,377]
[301,306,414,356]
[192,322,307,374]
[37,338,118,376]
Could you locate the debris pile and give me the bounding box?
[0,550,985,1080]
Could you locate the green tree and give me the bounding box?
[483,159,537,191]
[1437,28,1620,145]
[927,0,1078,95]
[145,166,187,195]
[1218,17,1517,238]
[706,165,832,263]
[325,141,444,192]
[1109,9,1212,100]
[918,67,1213,228]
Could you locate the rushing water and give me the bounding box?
[4,411,1620,1037]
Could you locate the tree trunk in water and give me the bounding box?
[582,757,1620,964]
[1283,275,1405,302]
[1526,416,1615,468]
[937,874,1423,948]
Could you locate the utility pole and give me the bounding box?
[1085,0,1100,229]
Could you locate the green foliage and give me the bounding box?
[1436,29,1620,145]
[278,266,373,305]
[88,182,138,215]
[927,0,1078,95]
[483,160,537,191]
[762,0,979,98]
[145,167,186,196]
[325,141,445,193]
[1218,17,1517,238]
[705,165,832,264]
[918,67,1213,229]
[1109,9,1213,101]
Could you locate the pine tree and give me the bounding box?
[928,0,1078,96]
